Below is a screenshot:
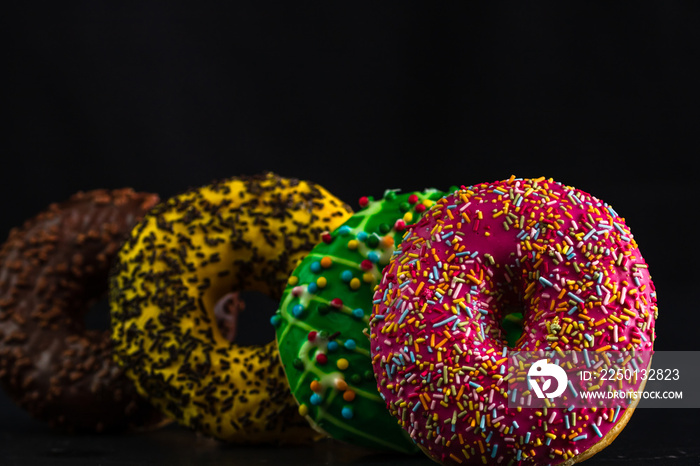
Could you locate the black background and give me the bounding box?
[3,2,700,464]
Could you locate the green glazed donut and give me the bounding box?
[273,188,447,453]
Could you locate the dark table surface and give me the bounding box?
[2,405,698,465]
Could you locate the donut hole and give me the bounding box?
[83,295,111,331]
[492,279,526,348]
[213,291,278,346]
[500,308,524,349]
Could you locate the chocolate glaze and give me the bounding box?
[0,188,163,432]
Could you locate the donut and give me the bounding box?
[369,177,657,465]
[0,188,163,432]
[274,188,448,453]
[109,173,353,444]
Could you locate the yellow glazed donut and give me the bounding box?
[109,173,352,443]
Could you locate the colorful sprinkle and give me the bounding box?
[337,358,349,370]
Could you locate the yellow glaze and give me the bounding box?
[109,173,351,443]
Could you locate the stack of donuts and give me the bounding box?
[0,173,658,466]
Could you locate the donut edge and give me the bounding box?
[414,358,651,465]
[562,356,652,466]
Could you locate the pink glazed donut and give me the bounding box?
[369,177,657,465]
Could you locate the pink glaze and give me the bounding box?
[369,177,657,465]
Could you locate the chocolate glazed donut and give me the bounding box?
[0,189,164,432]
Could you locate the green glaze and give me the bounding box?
[274,188,446,453]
